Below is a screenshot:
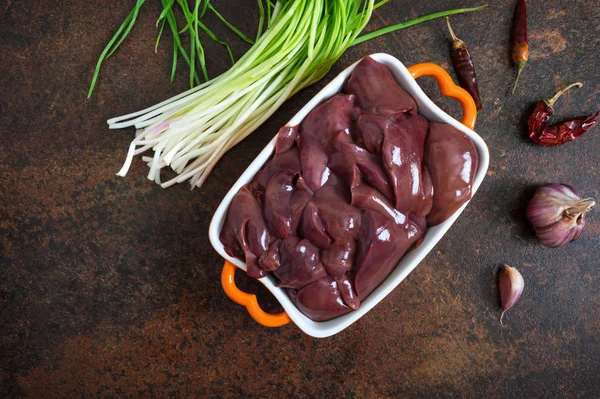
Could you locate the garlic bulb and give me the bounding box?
[526,184,595,248]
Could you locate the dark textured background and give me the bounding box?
[1,0,600,397]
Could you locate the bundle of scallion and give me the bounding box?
[107,1,486,189]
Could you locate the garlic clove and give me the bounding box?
[526,196,565,227]
[498,265,524,323]
[545,183,581,200]
[527,185,580,228]
[534,218,578,248]
[571,216,586,242]
[526,184,595,248]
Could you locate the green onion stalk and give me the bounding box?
[108,1,486,189]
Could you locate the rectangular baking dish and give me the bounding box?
[209,53,489,338]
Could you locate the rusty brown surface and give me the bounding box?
[1,0,600,397]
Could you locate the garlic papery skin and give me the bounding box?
[526,184,595,248]
[498,265,524,324]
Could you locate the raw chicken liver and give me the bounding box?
[221,57,479,321]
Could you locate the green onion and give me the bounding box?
[108,1,486,189]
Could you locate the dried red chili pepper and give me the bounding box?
[528,82,600,146]
[446,17,483,110]
[511,0,528,94]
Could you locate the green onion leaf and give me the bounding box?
[88,0,145,98]
[155,18,166,53]
[207,3,255,45]
[106,0,145,58]
[157,0,175,24]
[351,4,488,46]
[256,0,265,41]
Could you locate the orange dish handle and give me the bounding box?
[221,261,291,327]
[407,63,477,129]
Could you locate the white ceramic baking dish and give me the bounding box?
[209,53,489,338]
